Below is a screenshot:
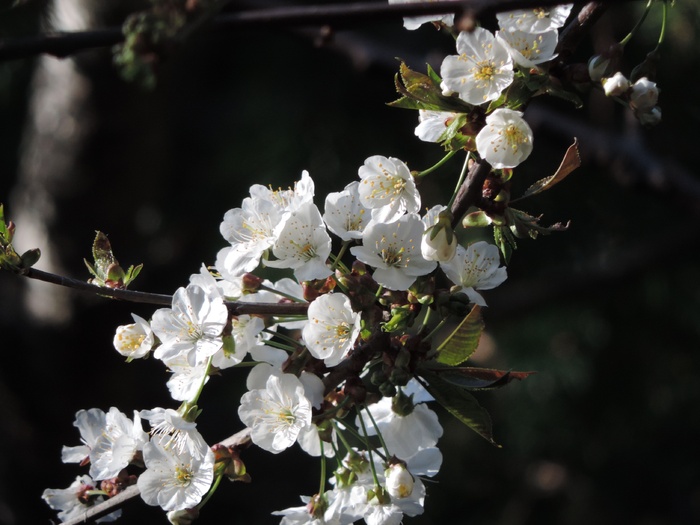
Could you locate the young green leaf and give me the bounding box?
[417,371,499,446]
[435,305,484,366]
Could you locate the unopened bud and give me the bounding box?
[241,273,263,293]
[602,72,630,97]
[587,54,611,82]
[385,463,415,499]
[167,508,200,525]
[629,77,659,112]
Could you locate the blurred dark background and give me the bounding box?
[1,1,699,524]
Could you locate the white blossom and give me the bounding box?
[440,241,508,306]
[356,399,443,460]
[219,171,316,276]
[113,313,154,360]
[266,201,333,282]
[302,293,362,367]
[163,355,211,402]
[239,373,313,453]
[357,155,421,224]
[138,438,215,512]
[440,28,514,105]
[61,408,106,464]
[151,284,228,366]
[350,213,437,291]
[475,108,534,168]
[89,408,148,480]
[43,475,120,523]
[140,407,210,460]
[389,0,456,30]
[415,110,458,143]
[496,29,559,68]
[497,5,574,33]
[323,181,371,241]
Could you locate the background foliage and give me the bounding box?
[1,1,700,524]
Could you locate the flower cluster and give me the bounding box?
[411,6,575,169]
[41,2,668,524]
[45,152,511,523]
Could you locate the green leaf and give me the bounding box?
[421,363,536,390]
[417,371,499,446]
[493,225,516,264]
[426,63,442,85]
[435,305,484,366]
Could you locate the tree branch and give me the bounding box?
[18,267,309,315]
[0,0,614,62]
[450,159,492,228]
[61,429,252,525]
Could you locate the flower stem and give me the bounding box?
[187,356,213,408]
[447,151,471,211]
[414,150,458,179]
[318,440,327,495]
[331,241,352,272]
[196,471,224,510]
[365,406,390,459]
[620,0,653,46]
[656,0,668,50]
[356,406,382,486]
[259,283,306,303]
[423,316,449,344]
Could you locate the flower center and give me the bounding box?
[381,246,405,267]
[116,331,146,352]
[501,124,530,151]
[175,464,193,486]
[472,60,496,82]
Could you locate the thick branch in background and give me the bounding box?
[0,0,617,61]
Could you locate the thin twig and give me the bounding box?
[20,267,309,315]
[61,429,252,525]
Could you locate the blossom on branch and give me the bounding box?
[475,108,534,168]
[389,0,456,30]
[138,438,215,512]
[238,373,313,454]
[440,241,507,306]
[302,293,362,367]
[440,27,514,105]
[350,213,436,291]
[358,155,420,224]
[151,284,228,366]
[113,313,154,360]
[496,29,559,68]
[42,475,120,523]
[496,4,574,34]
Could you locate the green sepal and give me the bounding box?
[494,225,517,263]
[416,370,499,446]
[435,304,484,366]
[389,61,473,113]
[462,210,493,228]
[222,334,236,358]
